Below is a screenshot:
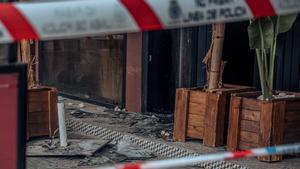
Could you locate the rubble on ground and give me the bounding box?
[27,139,109,157]
[65,99,174,141]
[26,133,160,169]
[116,136,155,159]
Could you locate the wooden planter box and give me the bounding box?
[27,87,58,139]
[227,91,300,162]
[173,84,255,147]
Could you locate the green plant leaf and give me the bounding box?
[248,17,274,49]
[273,14,297,35]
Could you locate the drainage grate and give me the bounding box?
[67,118,248,169]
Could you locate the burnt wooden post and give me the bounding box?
[126,33,142,112]
[207,23,225,90]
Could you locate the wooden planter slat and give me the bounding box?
[27,87,58,139]
[189,103,206,116]
[203,92,226,146]
[173,89,189,142]
[187,126,204,138]
[49,89,58,137]
[173,84,255,147]
[241,109,260,121]
[227,91,300,162]
[190,91,206,104]
[227,96,241,151]
[240,130,259,144]
[240,120,260,133]
[239,141,258,150]
[188,114,205,126]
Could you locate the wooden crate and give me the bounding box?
[227,91,300,162]
[27,87,58,139]
[173,84,254,147]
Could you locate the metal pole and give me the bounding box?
[58,97,68,147]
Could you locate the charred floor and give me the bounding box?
[26,98,300,169]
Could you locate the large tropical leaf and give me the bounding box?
[272,14,298,35]
[248,17,274,49]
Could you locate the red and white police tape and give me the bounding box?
[0,0,300,43]
[93,143,300,169]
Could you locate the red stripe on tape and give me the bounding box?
[117,163,142,169]
[246,0,276,18]
[231,150,252,159]
[120,0,163,30]
[0,4,39,41]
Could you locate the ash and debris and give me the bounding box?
[257,92,297,100]
[65,98,174,142]
[116,136,156,160]
[27,139,110,157]
[27,133,159,169]
[27,98,300,169]
[26,98,191,169]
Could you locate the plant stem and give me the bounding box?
[269,17,280,92]
[262,49,268,80]
[256,49,268,99]
[258,20,270,99]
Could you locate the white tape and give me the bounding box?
[0,21,13,43]
[16,0,139,40]
[146,0,253,28]
[94,143,300,169]
[0,0,299,43]
[270,0,300,15]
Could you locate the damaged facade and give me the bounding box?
[40,16,300,114]
[29,17,300,167]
